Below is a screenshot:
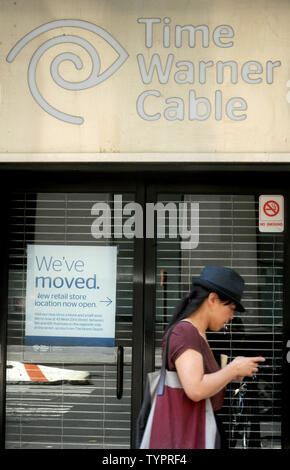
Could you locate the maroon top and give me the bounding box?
[162,321,225,411]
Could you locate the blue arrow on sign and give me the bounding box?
[100,297,112,307]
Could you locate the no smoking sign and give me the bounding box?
[259,195,284,232]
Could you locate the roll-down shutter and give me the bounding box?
[154,194,282,449]
[5,192,135,449]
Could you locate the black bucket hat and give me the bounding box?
[192,265,245,312]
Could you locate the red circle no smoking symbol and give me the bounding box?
[263,200,280,217]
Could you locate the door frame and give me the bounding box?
[0,162,290,449]
[0,168,146,449]
[144,169,290,449]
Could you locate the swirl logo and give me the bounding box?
[6,19,129,125]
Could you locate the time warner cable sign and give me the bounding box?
[6,17,281,125]
[25,245,117,347]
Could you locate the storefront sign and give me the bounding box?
[25,244,117,346]
[0,0,289,154]
[259,195,284,232]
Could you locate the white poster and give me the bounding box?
[25,244,117,346]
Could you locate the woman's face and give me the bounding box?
[208,293,236,331]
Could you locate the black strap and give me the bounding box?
[157,322,206,396]
[157,325,174,395]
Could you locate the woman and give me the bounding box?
[151,265,265,449]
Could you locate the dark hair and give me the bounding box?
[165,284,234,333]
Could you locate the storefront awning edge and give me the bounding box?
[1,153,290,163]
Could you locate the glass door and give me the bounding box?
[3,178,289,450]
[147,189,284,449]
[5,191,142,449]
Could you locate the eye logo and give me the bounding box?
[6,19,129,125]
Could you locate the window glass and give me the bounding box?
[155,194,282,449]
[5,193,134,449]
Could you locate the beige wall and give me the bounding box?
[0,0,290,156]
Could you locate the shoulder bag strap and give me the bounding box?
[157,325,174,396]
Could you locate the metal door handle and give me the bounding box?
[117,345,124,399]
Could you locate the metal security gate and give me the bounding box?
[1,167,290,450]
[145,183,286,450]
[4,190,144,449]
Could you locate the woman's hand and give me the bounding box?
[230,356,265,378]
